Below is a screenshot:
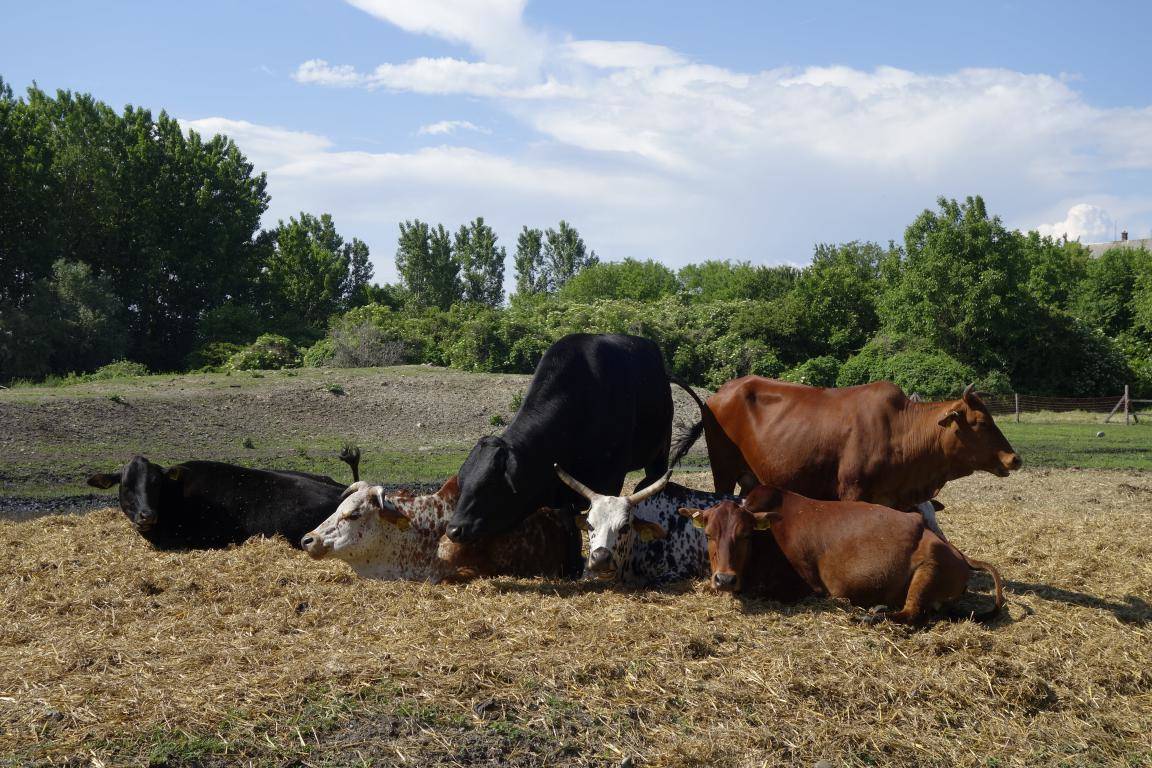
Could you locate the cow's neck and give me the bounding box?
[888,402,968,505]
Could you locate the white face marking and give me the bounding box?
[582,495,638,574]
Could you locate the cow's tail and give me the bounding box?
[339,443,362,482]
[961,555,1004,622]
[668,374,708,468]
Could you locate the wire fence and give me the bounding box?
[972,387,1151,423]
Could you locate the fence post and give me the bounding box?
[1125,384,1131,426]
[1014,393,1020,423]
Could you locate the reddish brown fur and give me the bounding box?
[701,378,1020,510]
[685,488,1004,625]
[439,506,582,581]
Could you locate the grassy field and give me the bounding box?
[999,419,1152,470]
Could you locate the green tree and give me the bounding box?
[1072,245,1151,337]
[879,195,1031,373]
[396,220,462,309]
[677,261,798,302]
[542,220,598,292]
[0,81,269,372]
[558,259,679,302]
[261,212,373,338]
[454,217,506,306]
[792,241,889,358]
[1021,231,1089,310]
[513,226,546,296]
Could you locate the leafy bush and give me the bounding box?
[89,359,150,380]
[838,336,976,398]
[780,356,842,387]
[330,321,407,368]
[225,334,300,371]
[186,342,243,371]
[301,338,336,368]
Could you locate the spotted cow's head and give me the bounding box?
[87,455,178,532]
[300,481,410,563]
[553,465,671,581]
[678,498,772,594]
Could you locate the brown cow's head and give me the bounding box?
[678,499,771,593]
[936,384,1022,478]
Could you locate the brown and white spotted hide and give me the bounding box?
[301,477,459,581]
[301,476,582,582]
[558,470,718,585]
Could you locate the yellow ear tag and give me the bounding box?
[689,513,706,530]
[166,467,183,481]
[752,515,772,531]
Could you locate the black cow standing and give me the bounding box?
[86,448,360,550]
[446,333,702,547]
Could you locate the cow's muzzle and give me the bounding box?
[300,533,328,558]
[586,547,616,580]
[993,451,1022,476]
[712,572,739,593]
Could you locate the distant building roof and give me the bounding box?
[1084,234,1152,258]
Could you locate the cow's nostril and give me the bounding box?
[301,536,315,548]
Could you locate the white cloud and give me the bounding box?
[1035,204,1116,242]
[343,0,542,65]
[561,40,685,70]
[295,57,518,96]
[239,2,1152,281]
[180,118,331,164]
[418,120,491,135]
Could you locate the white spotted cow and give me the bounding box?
[300,476,582,582]
[552,465,734,586]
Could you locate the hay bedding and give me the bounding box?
[2,471,1151,767]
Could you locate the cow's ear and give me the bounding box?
[633,518,667,541]
[166,466,184,481]
[376,492,410,531]
[679,507,706,529]
[751,512,773,531]
[87,472,122,489]
[937,409,961,428]
[571,510,593,532]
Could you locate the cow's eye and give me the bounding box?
[618,522,631,534]
[344,511,362,521]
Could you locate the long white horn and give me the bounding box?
[339,480,371,502]
[554,464,599,501]
[627,470,673,506]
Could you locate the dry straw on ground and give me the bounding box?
[2,469,1151,767]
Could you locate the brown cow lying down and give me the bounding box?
[300,476,583,582]
[679,486,1003,625]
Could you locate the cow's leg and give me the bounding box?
[703,421,751,495]
[635,425,672,493]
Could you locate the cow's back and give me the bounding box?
[707,378,905,499]
[506,333,674,499]
[179,462,343,546]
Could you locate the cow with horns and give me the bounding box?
[551,465,726,586]
[300,476,584,582]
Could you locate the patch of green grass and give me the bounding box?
[1000,421,1152,470]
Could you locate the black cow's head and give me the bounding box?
[446,435,521,542]
[87,455,178,532]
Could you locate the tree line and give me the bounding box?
[1,80,1149,397]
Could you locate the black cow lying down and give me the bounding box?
[86,447,361,550]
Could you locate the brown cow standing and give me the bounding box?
[680,486,1004,625]
[687,378,1020,511]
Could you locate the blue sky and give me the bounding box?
[5,1,1152,285]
